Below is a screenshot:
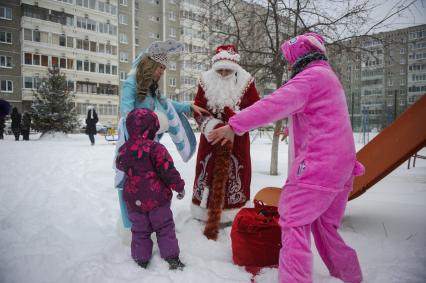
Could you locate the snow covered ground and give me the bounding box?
[0,132,425,283]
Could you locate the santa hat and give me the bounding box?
[281,32,326,65]
[211,44,241,72]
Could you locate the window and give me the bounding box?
[119,33,128,44]
[67,58,74,69]
[120,52,128,62]
[60,57,67,68]
[41,55,48,66]
[24,77,33,89]
[51,56,58,67]
[120,71,127,81]
[52,34,60,46]
[0,31,12,43]
[169,11,176,21]
[1,80,13,92]
[119,0,128,6]
[150,16,160,22]
[90,41,97,52]
[0,55,12,68]
[400,58,406,65]
[169,28,176,38]
[33,54,40,65]
[77,60,83,71]
[59,34,66,47]
[0,7,12,20]
[400,48,405,54]
[24,53,32,65]
[169,61,176,71]
[40,31,49,43]
[149,33,159,39]
[84,60,89,72]
[24,29,32,41]
[388,79,393,86]
[98,63,105,73]
[135,38,139,45]
[400,79,405,86]
[67,36,74,48]
[169,77,176,87]
[90,62,96,72]
[119,14,128,25]
[98,43,105,53]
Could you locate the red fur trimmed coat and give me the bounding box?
[192,75,260,221]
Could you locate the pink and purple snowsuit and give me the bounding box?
[116,108,185,263]
[229,33,363,283]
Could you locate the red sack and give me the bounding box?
[231,201,282,269]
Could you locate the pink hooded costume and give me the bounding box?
[228,33,363,283]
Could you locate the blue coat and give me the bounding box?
[120,75,191,139]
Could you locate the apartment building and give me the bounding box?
[330,24,426,131]
[0,0,21,110]
[132,0,181,100]
[0,0,122,126]
[117,0,133,89]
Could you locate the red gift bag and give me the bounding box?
[231,201,282,270]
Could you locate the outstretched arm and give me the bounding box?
[209,75,311,144]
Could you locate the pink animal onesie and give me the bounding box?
[228,33,364,283]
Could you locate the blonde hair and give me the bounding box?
[135,56,162,101]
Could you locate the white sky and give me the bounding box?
[369,0,426,32]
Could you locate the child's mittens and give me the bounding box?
[177,189,185,200]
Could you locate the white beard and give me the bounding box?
[200,66,252,114]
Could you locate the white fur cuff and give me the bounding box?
[200,117,222,141]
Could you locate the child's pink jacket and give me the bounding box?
[229,61,364,192]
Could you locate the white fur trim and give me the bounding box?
[200,187,209,208]
[201,117,222,141]
[212,60,240,72]
[154,110,169,134]
[212,50,240,64]
[190,202,248,223]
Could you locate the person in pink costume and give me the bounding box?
[209,32,364,283]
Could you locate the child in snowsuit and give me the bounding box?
[209,33,364,283]
[116,108,186,270]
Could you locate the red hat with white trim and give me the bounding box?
[211,44,240,71]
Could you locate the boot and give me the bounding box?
[165,257,185,270]
[135,260,149,269]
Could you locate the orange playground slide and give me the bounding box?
[255,94,426,206]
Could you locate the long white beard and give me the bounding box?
[201,67,252,114]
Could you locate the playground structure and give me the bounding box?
[101,127,119,142]
[254,94,426,206]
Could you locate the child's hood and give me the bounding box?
[126,108,160,140]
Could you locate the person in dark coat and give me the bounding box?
[21,112,31,141]
[11,107,21,141]
[85,106,98,145]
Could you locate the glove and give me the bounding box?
[177,189,185,200]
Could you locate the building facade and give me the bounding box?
[331,24,426,131]
[0,0,121,126]
[0,0,21,110]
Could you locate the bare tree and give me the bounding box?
[203,0,417,175]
